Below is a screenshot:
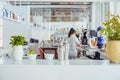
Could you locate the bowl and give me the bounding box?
[44,53,54,60]
[28,54,37,60]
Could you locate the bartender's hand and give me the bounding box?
[77,43,82,47]
[77,47,83,51]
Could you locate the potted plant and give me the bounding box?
[10,35,25,60]
[101,13,120,63]
[28,50,37,60]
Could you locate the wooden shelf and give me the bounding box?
[30,8,91,22]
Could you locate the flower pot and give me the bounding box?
[105,41,120,63]
[13,45,24,60]
[44,53,54,60]
[28,54,37,60]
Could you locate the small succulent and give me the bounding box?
[10,35,25,46]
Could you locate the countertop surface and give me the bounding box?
[0,58,119,65]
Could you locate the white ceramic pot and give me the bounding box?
[44,53,54,60]
[28,54,37,60]
[13,45,24,60]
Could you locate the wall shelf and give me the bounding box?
[1,17,24,24]
[30,8,91,22]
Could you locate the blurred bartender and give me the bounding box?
[67,28,82,59]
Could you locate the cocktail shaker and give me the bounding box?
[64,42,69,60]
[57,42,64,60]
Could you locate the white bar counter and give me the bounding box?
[0,59,120,80]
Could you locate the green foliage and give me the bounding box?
[101,13,120,40]
[28,50,35,54]
[10,35,25,46]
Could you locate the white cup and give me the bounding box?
[44,53,54,60]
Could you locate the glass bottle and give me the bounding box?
[64,41,69,60]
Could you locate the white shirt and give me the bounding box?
[67,35,80,56]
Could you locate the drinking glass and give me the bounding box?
[0,48,3,59]
[2,48,11,59]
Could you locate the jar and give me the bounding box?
[97,37,105,49]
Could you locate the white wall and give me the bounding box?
[31,26,50,42]
[109,2,115,14]
[0,1,31,48]
[114,2,120,15]
[31,22,87,42]
[2,19,30,48]
[91,2,109,30]
[13,6,30,24]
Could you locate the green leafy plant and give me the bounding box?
[28,50,35,54]
[10,35,25,46]
[101,13,120,40]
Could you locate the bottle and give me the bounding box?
[10,11,14,19]
[64,41,69,60]
[57,42,64,60]
[2,8,5,17]
[13,13,17,20]
[9,11,12,19]
[5,9,8,17]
